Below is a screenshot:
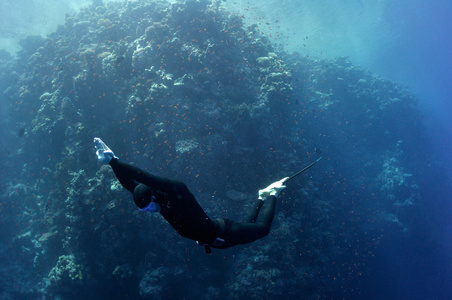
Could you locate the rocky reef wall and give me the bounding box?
[0,0,425,299]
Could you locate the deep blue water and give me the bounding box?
[1,0,451,299]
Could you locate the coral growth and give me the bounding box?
[0,0,427,299]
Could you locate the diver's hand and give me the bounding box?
[94,137,117,164]
[258,177,289,200]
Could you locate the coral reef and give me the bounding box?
[46,254,84,291]
[0,0,427,299]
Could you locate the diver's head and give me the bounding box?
[133,184,154,209]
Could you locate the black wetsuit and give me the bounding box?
[109,158,276,250]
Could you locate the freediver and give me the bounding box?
[93,137,287,253]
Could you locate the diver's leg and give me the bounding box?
[94,137,117,163]
[94,138,137,193]
[94,137,183,194]
[109,157,184,195]
[256,196,276,227]
[109,158,139,194]
[244,200,264,223]
[226,221,270,246]
[225,196,277,246]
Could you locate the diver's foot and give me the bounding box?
[94,137,117,164]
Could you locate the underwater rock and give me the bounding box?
[18,35,45,56]
[139,268,163,299]
[226,190,250,201]
[47,255,84,289]
[379,157,407,191]
[175,139,199,153]
[145,22,170,41]
[38,230,59,243]
[112,263,133,279]
[0,0,428,299]
[17,127,26,137]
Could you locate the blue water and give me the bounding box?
[1,0,451,299]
